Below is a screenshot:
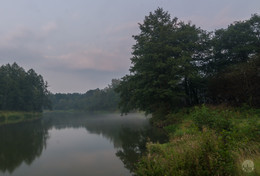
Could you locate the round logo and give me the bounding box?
[242,160,254,173]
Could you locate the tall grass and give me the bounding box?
[136,105,260,176]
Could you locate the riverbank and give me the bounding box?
[136,105,260,176]
[0,111,42,125]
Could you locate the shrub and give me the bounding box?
[192,105,233,132]
[136,129,236,176]
[137,106,260,175]
[164,124,179,134]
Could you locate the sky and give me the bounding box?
[0,0,259,93]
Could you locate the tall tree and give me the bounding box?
[209,14,260,74]
[0,63,51,112]
[208,54,260,106]
[206,15,260,105]
[116,8,208,118]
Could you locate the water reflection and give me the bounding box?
[116,127,167,173]
[0,112,167,175]
[0,120,48,173]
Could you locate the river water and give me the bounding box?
[0,112,167,176]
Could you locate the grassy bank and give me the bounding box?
[136,105,260,176]
[0,111,42,125]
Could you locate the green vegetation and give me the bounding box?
[0,63,51,125]
[0,111,41,125]
[115,8,260,175]
[0,62,51,112]
[136,106,260,176]
[49,79,120,112]
[116,8,260,117]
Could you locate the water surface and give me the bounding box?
[0,112,167,176]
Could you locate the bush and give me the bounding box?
[136,106,260,175]
[164,124,179,134]
[164,120,198,138]
[136,130,236,176]
[192,105,233,132]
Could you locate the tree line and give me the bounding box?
[0,62,120,112]
[115,8,260,119]
[49,79,120,112]
[0,63,51,112]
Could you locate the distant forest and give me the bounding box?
[49,79,120,112]
[0,63,51,112]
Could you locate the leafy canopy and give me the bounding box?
[116,8,208,116]
[0,63,51,112]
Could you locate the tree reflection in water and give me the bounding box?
[43,112,168,174]
[0,120,48,174]
[116,127,168,173]
[0,112,168,175]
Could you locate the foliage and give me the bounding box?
[192,105,233,132]
[209,14,260,74]
[116,8,209,117]
[206,14,260,107]
[50,79,120,112]
[136,131,236,176]
[136,106,260,176]
[113,9,260,175]
[208,56,260,107]
[116,9,260,120]
[0,63,51,112]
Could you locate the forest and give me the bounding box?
[49,79,120,112]
[116,8,260,118]
[0,63,51,112]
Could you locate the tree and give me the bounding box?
[0,63,51,112]
[209,14,260,74]
[205,14,260,106]
[208,54,260,107]
[49,79,120,111]
[116,8,208,118]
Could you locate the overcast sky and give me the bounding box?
[0,0,259,93]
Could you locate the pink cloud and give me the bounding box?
[54,47,131,72]
[42,22,58,33]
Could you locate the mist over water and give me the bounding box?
[0,112,167,176]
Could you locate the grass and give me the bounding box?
[0,111,41,125]
[136,105,260,176]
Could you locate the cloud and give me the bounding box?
[211,6,235,29]
[1,27,34,48]
[42,22,58,34]
[49,46,130,72]
[180,6,235,31]
[105,22,138,35]
[0,17,136,73]
[0,26,56,72]
[44,22,138,72]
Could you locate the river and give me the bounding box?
[0,112,167,176]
